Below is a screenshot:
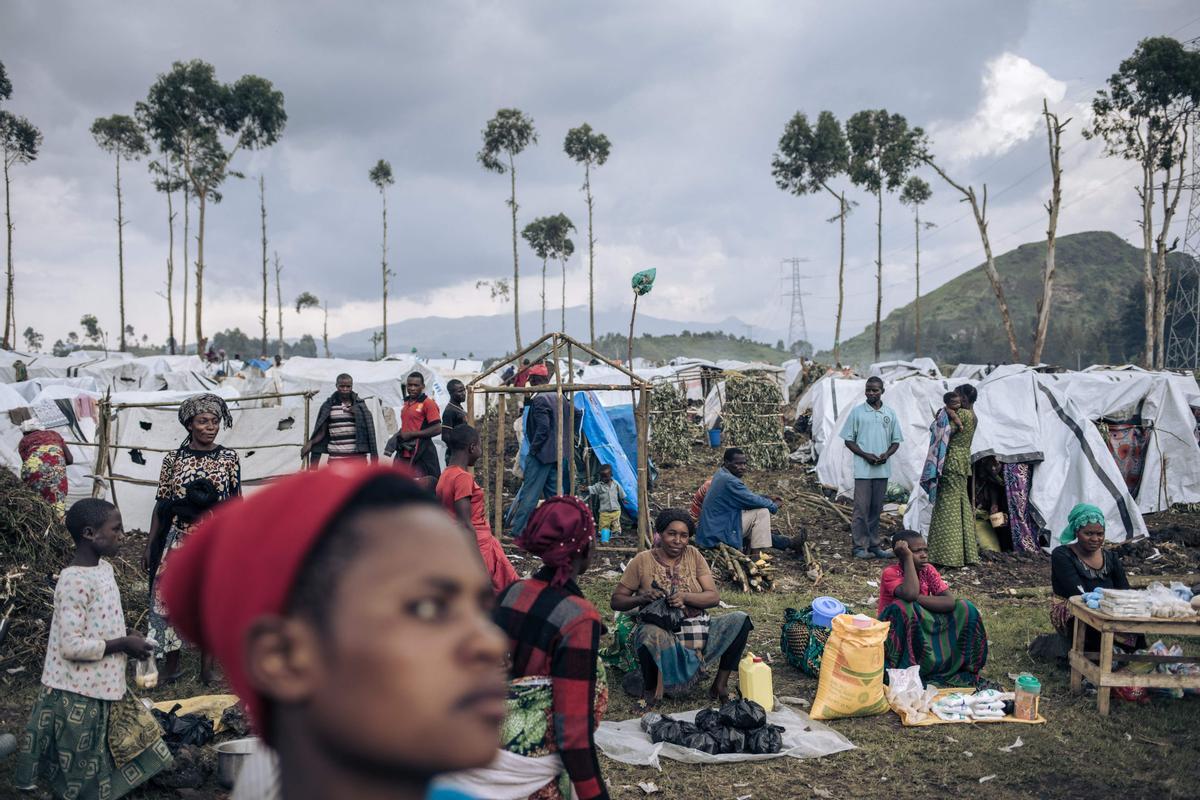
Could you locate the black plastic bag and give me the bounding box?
[719,698,767,730]
[649,716,691,744]
[151,703,214,751]
[694,707,723,733]
[712,726,747,754]
[639,596,683,633]
[677,730,720,755]
[639,711,665,735]
[746,724,784,755]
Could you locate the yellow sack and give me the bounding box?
[810,614,890,720]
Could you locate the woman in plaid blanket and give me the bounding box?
[610,509,753,708]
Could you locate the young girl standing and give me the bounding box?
[15,499,172,799]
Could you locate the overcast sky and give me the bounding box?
[3,0,1199,352]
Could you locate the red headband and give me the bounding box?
[159,462,418,740]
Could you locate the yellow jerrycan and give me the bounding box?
[738,652,774,710]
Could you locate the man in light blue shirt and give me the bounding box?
[839,377,903,559]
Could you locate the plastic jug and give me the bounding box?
[1014,673,1041,720]
[738,652,774,711]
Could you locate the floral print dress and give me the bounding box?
[19,430,70,522]
[149,446,241,653]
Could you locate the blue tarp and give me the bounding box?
[515,393,638,517]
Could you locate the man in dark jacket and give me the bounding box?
[301,374,378,468]
[508,366,573,538]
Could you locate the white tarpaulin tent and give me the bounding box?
[815,375,958,496]
[893,366,1200,545]
[869,358,944,381]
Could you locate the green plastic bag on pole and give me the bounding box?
[631,268,656,296]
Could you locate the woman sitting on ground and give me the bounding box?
[470,496,609,800]
[877,530,989,687]
[610,508,753,708]
[1050,503,1142,653]
[435,424,519,595]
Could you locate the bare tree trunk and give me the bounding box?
[322,302,330,358]
[873,188,883,362]
[381,188,390,357]
[165,165,176,354]
[914,205,922,358]
[1139,162,1156,368]
[181,182,190,353]
[560,257,566,333]
[628,292,639,369]
[541,257,547,335]
[585,162,596,347]
[1154,146,1187,369]
[2,156,12,350]
[827,187,846,367]
[926,159,1022,363]
[274,252,284,359]
[509,154,521,350]
[259,176,269,355]
[115,152,127,351]
[1032,100,1066,366]
[195,190,206,352]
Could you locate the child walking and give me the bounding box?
[581,463,626,534]
[15,499,172,799]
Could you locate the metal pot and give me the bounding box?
[215,737,259,790]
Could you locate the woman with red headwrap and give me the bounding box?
[441,496,609,800]
[158,463,507,800]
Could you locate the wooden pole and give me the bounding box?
[91,394,110,499]
[466,386,477,475]
[474,382,652,394]
[636,385,650,550]
[567,341,576,493]
[493,393,506,538]
[553,336,564,496]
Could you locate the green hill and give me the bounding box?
[594,330,793,364]
[821,230,1192,368]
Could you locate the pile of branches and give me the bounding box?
[706,543,775,593]
[649,382,702,466]
[0,471,148,673]
[721,373,789,470]
[787,361,828,405]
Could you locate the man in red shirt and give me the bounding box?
[385,371,442,488]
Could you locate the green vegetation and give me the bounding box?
[823,230,1195,368]
[593,330,792,364]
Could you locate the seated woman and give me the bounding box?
[610,509,753,708]
[454,496,609,800]
[1050,503,1142,653]
[877,530,988,687]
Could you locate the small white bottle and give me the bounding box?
[135,637,159,690]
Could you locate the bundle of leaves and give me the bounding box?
[649,382,702,466]
[721,373,789,470]
[0,470,148,672]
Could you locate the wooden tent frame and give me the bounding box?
[467,332,654,550]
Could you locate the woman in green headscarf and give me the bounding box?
[1049,503,1140,651]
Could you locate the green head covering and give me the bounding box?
[1062,503,1105,544]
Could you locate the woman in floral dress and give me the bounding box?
[144,393,240,683]
[17,419,73,522]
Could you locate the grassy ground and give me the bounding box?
[2,456,1198,799]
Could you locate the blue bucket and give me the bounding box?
[708,429,722,448]
[811,596,846,628]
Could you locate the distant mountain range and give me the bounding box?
[823,230,1194,368]
[328,306,754,358]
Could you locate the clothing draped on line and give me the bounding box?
[18,429,69,521]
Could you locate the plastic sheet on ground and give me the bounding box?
[593,704,854,769]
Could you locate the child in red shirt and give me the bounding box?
[876,531,952,616]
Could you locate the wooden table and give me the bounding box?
[1068,596,1200,715]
